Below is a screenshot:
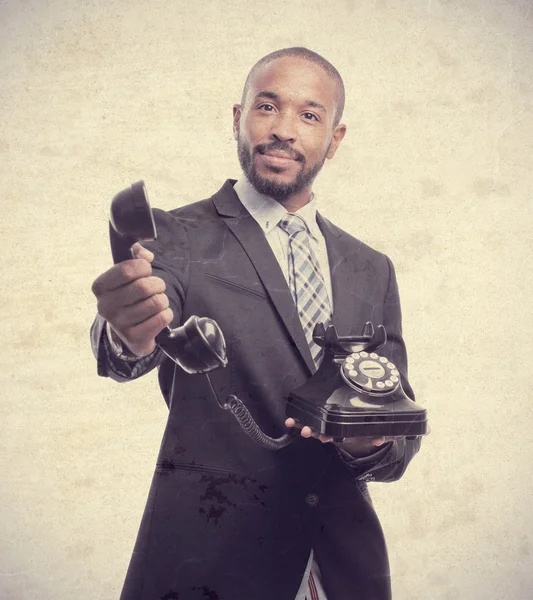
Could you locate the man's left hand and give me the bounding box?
[285,418,404,459]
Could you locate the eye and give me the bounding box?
[303,112,319,122]
[258,103,276,112]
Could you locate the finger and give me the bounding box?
[371,436,405,446]
[131,242,155,262]
[92,259,153,296]
[122,276,167,307]
[113,293,170,330]
[302,427,330,442]
[97,276,167,320]
[300,426,318,439]
[285,419,332,443]
[120,308,174,355]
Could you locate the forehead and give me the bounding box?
[247,56,338,111]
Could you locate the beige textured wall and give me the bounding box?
[1,0,532,598]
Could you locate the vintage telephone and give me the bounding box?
[108,181,428,450]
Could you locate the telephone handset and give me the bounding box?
[109,181,227,374]
[108,181,427,450]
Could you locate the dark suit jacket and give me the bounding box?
[91,179,422,600]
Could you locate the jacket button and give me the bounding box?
[306,493,319,507]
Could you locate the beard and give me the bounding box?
[237,135,328,202]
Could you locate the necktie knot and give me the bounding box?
[279,213,308,237]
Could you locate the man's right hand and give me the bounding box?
[91,243,174,357]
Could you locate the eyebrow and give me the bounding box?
[254,91,327,113]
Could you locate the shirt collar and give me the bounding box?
[233,175,321,240]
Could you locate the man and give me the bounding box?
[91,47,422,600]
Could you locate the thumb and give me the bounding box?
[372,437,386,447]
[131,242,155,262]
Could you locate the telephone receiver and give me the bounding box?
[109,181,227,375]
[109,181,427,450]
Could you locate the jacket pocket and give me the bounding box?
[204,272,268,301]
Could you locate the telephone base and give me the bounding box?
[287,391,427,438]
[286,350,428,439]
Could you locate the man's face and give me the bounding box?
[233,56,346,202]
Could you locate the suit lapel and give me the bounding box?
[212,181,315,374]
[317,213,362,337]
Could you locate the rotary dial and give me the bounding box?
[341,351,400,394]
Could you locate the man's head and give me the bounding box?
[233,48,347,206]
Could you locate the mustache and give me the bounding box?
[254,141,304,162]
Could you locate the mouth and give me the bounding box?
[257,148,300,170]
[262,149,297,160]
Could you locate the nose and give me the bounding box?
[270,111,296,143]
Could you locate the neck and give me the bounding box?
[276,188,313,213]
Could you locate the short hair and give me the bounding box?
[241,47,345,126]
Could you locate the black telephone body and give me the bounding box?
[108,181,428,449]
[286,322,427,442]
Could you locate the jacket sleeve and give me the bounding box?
[335,255,423,482]
[89,313,165,382]
[89,208,190,383]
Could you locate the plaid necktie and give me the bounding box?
[279,213,332,367]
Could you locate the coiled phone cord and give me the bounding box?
[205,374,297,451]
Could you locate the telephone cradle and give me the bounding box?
[108,180,428,450]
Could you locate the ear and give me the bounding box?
[232,104,242,141]
[326,124,347,160]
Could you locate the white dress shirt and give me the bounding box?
[233,177,333,310]
[233,176,329,600]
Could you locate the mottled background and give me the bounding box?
[1,0,532,598]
